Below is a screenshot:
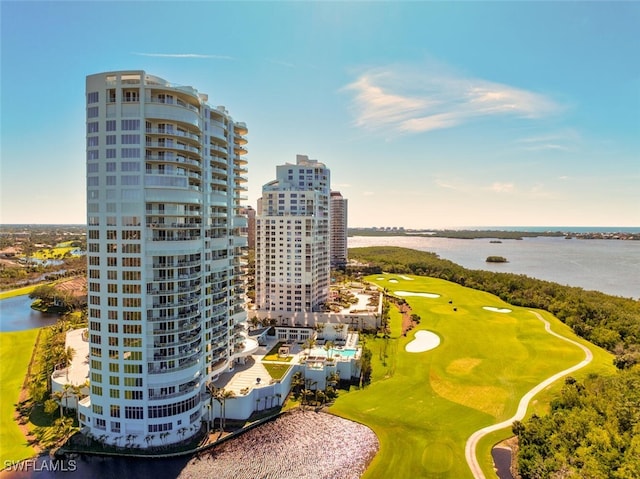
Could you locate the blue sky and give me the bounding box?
[1,1,638,228]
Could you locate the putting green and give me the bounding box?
[330,274,615,479]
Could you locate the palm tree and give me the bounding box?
[291,371,304,397]
[220,389,235,429]
[324,340,334,359]
[144,434,154,448]
[53,417,75,444]
[206,383,235,433]
[327,371,340,388]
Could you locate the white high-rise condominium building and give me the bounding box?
[330,191,348,269]
[80,71,252,448]
[256,155,330,313]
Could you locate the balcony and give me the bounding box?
[234,122,248,135]
[147,307,201,322]
[146,127,200,143]
[233,145,248,155]
[145,154,201,168]
[146,140,201,155]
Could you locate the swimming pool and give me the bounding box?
[309,347,358,358]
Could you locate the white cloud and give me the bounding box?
[515,130,580,152]
[344,64,562,135]
[488,182,515,193]
[132,52,233,60]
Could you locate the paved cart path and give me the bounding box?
[465,311,593,479]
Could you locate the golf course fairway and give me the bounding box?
[330,274,614,479]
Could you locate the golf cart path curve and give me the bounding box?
[465,310,593,479]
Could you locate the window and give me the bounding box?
[106,148,116,159]
[95,418,106,430]
[87,136,99,147]
[106,162,116,172]
[87,92,99,103]
[106,176,116,186]
[106,120,116,131]
[87,122,99,133]
[121,119,140,130]
[124,378,142,388]
[122,271,141,281]
[121,134,140,144]
[123,297,142,308]
[87,177,99,187]
[106,135,116,145]
[123,90,139,102]
[111,421,121,433]
[109,389,120,399]
[125,406,144,419]
[122,244,140,254]
[87,163,99,173]
[121,161,140,171]
[124,364,142,374]
[121,148,140,158]
[148,423,172,433]
[87,106,99,118]
[125,390,143,400]
[121,175,140,186]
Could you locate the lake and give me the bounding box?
[1,410,378,479]
[349,235,640,299]
[0,295,60,332]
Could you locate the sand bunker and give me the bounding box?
[389,279,399,283]
[395,291,440,299]
[377,277,385,280]
[399,275,414,280]
[483,306,512,314]
[406,330,441,353]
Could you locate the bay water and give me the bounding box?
[348,235,640,299]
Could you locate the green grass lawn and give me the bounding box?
[28,246,75,260]
[0,329,39,464]
[263,363,292,380]
[0,285,39,300]
[330,274,615,479]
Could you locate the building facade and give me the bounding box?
[255,155,330,314]
[79,71,254,448]
[329,191,348,269]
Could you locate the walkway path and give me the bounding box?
[465,311,593,479]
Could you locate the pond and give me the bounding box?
[3,410,379,479]
[0,295,60,332]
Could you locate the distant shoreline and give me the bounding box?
[348,228,640,240]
